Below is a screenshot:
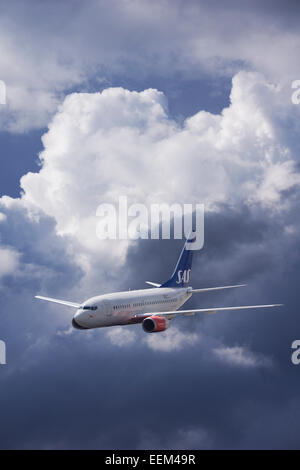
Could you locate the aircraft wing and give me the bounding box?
[145,282,246,291]
[134,303,283,320]
[189,284,246,293]
[35,295,81,308]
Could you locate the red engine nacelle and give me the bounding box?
[142,315,169,333]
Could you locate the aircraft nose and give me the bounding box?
[72,311,88,330]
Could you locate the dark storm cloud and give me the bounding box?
[0,201,83,294]
[1,203,300,449]
[0,201,83,365]
[123,204,280,293]
[1,0,300,451]
[122,204,297,354]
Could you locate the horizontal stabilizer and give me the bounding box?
[145,281,161,287]
[35,295,80,308]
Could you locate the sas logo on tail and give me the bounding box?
[176,269,191,284]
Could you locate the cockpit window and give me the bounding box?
[81,305,97,310]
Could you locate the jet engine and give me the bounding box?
[142,315,170,333]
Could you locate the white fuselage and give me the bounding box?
[73,287,192,329]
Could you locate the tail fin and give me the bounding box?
[160,233,196,288]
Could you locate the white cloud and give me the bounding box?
[253,160,300,208]
[1,71,300,313]
[145,327,199,352]
[56,326,74,337]
[0,19,84,132]
[106,326,136,346]
[11,72,299,277]
[1,1,300,132]
[212,345,272,368]
[0,247,20,278]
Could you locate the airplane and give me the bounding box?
[35,234,282,332]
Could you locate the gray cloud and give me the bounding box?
[0,2,300,448]
[1,0,300,131]
[1,201,300,449]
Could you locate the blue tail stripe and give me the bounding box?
[160,235,195,288]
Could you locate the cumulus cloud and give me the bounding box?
[1,71,298,334]
[145,327,199,352]
[8,72,297,282]
[1,0,300,132]
[1,69,300,449]
[0,246,20,278]
[1,70,299,331]
[212,346,272,368]
[106,326,136,346]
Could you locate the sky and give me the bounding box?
[0,0,300,449]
